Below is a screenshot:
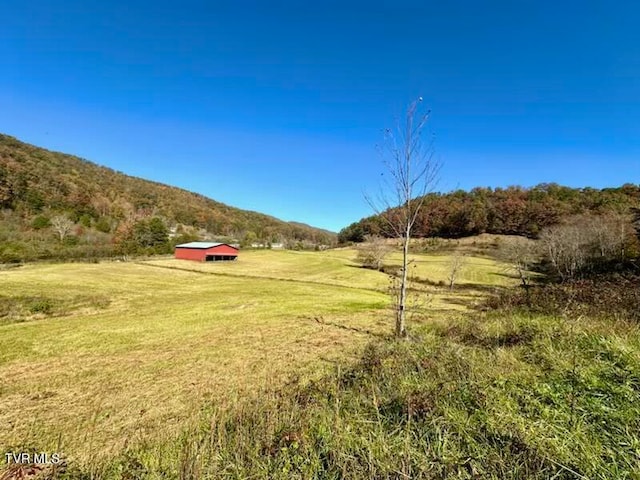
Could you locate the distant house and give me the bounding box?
[174,242,239,262]
[250,242,284,249]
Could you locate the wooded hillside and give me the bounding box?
[0,134,335,262]
[339,184,640,242]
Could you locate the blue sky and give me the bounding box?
[1,1,638,232]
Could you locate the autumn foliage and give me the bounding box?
[339,184,640,242]
[0,134,335,261]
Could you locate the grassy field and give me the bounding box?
[177,310,640,479]
[0,247,512,469]
[144,248,511,290]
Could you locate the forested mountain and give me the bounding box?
[339,184,640,242]
[0,134,335,262]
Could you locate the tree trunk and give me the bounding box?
[396,226,410,338]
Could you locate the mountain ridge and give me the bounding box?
[0,133,335,262]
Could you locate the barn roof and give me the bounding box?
[175,242,238,250]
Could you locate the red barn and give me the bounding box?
[174,242,239,262]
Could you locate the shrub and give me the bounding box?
[79,214,93,228]
[539,214,637,281]
[0,242,29,263]
[27,298,54,315]
[356,235,391,270]
[63,235,80,246]
[31,215,51,229]
[484,274,640,322]
[95,217,112,233]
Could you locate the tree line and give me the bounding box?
[339,183,640,243]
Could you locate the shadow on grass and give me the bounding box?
[348,264,512,295]
[441,297,482,309]
[137,262,385,293]
[300,315,388,339]
[412,276,510,294]
[492,271,522,280]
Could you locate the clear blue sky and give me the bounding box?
[1,1,638,232]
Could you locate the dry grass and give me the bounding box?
[0,247,514,468]
[145,249,390,291]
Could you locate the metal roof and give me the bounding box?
[175,242,237,249]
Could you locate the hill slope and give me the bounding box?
[339,183,640,242]
[0,134,334,261]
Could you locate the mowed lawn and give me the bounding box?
[0,248,512,464]
[147,247,513,292]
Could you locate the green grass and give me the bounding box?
[0,263,375,462]
[146,248,512,290]
[6,249,580,478]
[1,248,508,468]
[62,310,640,479]
[2,244,636,478]
[145,249,391,291]
[3,246,639,478]
[110,312,640,479]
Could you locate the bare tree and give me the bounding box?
[587,213,630,261]
[366,98,440,337]
[539,222,588,281]
[499,236,538,288]
[51,215,74,242]
[356,235,391,271]
[538,214,634,281]
[447,251,467,290]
